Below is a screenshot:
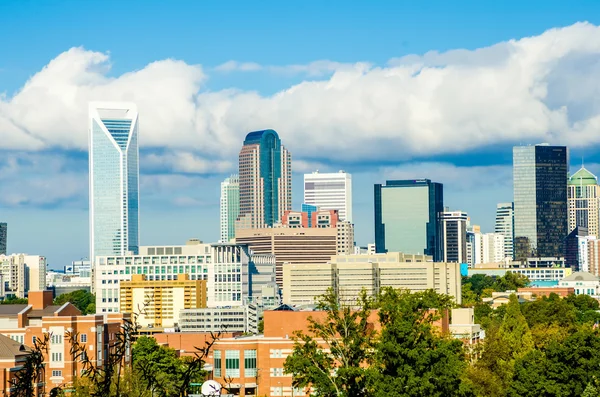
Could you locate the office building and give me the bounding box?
[282,252,460,306]
[180,306,249,334]
[480,233,506,264]
[568,167,600,237]
[220,175,240,243]
[565,226,589,271]
[236,130,291,230]
[89,102,140,263]
[374,179,444,261]
[64,259,91,277]
[494,202,514,259]
[119,274,206,329]
[513,144,568,259]
[441,211,468,263]
[304,171,353,222]
[0,254,46,298]
[235,221,354,287]
[0,223,6,255]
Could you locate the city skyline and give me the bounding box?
[3,3,600,266]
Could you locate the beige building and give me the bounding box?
[568,167,600,237]
[0,254,46,298]
[282,252,461,305]
[236,226,352,286]
[120,274,206,329]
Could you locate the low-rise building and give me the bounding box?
[282,252,461,305]
[517,287,574,298]
[449,308,483,345]
[559,272,600,297]
[120,274,206,330]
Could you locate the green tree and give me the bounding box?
[284,288,376,397]
[368,288,469,397]
[54,290,96,314]
[493,273,529,292]
[1,296,28,304]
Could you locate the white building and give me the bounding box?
[64,260,91,277]
[441,211,468,263]
[481,233,505,264]
[94,240,275,314]
[304,171,353,222]
[495,202,514,260]
[220,175,240,243]
[0,254,46,298]
[89,102,140,263]
[559,272,600,297]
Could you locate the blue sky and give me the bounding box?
[2,1,600,267]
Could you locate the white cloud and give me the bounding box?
[3,23,600,166]
[214,60,263,72]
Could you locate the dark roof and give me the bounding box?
[272,304,296,312]
[243,129,279,145]
[28,305,62,318]
[0,334,30,359]
[0,304,29,316]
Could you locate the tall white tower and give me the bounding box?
[303,171,353,223]
[220,175,240,243]
[494,202,514,260]
[89,102,140,263]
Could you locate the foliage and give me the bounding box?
[461,273,529,306]
[284,288,376,397]
[10,334,49,397]
[257,319,264,333]
[368,288,468,397]
[54,289,96,314]
[0,296,28,304]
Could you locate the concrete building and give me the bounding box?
[0,254,46,298]
[441,211,468,263]
[236,130,291,230]
[559,272,600,297]
[303,170,353,222]
[568,167,600,237]
[481,233,505,264]
[220,175,240,243]
[282,252,461,305]
[89,102,140,263]
[119,274,206,329]
[494,202,514,259]
[0,290,130,389]
[64,259,91,277]
[469,262,572,283]
[0,223,6,255]
[374,179,444,261]
[235,225,351,287]
[180,306,249,334]
[513,144,568,259]
[449,308,483,345]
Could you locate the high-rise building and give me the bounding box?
[568,167,600,237]
[0,254,46,298]
[513,145,568,259]
[220,175,240,243]
[0,223,6,255]
[494,202,514,259]
[304,171,353,222]
[236,130,291,230]
[441,211,468,263]
[89,102,140,263]
[374,179,444,260]
[480,233,506,264]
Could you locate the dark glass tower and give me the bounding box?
[374,179,444,261]
[513,145,568,259]
[0,222,6,255]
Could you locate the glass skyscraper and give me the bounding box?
[237,129,291,229]
[0,222,6,255]
[513,145,568,259]
[374,179,444,261]
[89,102,139,262]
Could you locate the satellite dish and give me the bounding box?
[201,380,222,396]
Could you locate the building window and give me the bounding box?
[225,350,240,377]
[213,351,221,377]
[51,352,63,362]
[51,335,62,344]
[80,334,87,343]
[32,336,37,345]
[244,350,257,377]
[51,370,62,377]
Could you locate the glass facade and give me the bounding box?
[225,350,240,377]
[0,222,6,255]
[374,180,444,261]
[513,145,568,258]
[89,104,139,261]
[244,349,257,377]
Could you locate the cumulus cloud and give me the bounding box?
[3,23,600,166]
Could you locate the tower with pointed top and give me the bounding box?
[568,166,600,237]
[89,102,140,263]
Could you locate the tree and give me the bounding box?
[368,288,468,397]
[54,290,96,314]
[493,273,529,292]
[284,288,376,397]
[1,296,28,304]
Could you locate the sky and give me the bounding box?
[2,0,600,268]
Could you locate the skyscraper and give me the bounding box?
[304,171,353,222]
[0,223,6,255]
[441,210,468,263]
[220,175,240,243]
[236,129,291,229]
[568,167,600,237]
[374,179,444,260]
[513,144,568,259]
[494,202,514,259]
[89,102,140,262]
